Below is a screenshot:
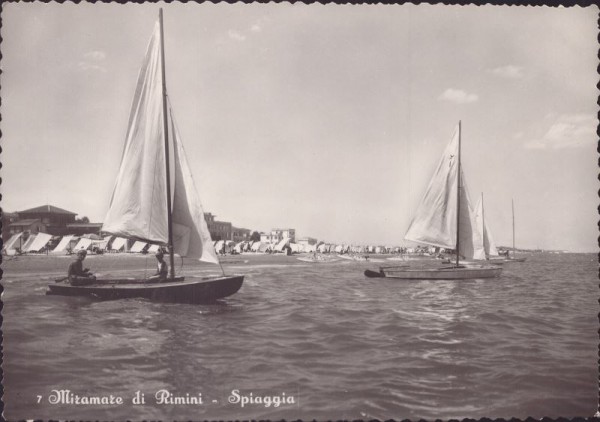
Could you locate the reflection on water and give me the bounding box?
[2,252,597,420]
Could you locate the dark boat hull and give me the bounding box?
[366,265,502,279]
[46,275,244,304]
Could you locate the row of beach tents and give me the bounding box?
[3,231,428,257]
[2,233,305,256]
[2,232,155,256]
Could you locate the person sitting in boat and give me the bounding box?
[148,250,169,282]
[68,250,96,286]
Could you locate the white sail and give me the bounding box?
[102,20,218,264]
[102,22,169,244]
[473,196,499,258]
[460,176,485,260]
[404,125,483,259]
[170,107,219,264]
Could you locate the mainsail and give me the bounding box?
[404,125,483,259]
[473,195,499,259]
[102,20,218,264]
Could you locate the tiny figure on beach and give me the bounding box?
[148,250,169,282]
[68,250,96,285]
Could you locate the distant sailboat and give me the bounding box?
[505,199,526,262]
[47,10,244,303]
[473,193,499,260]
[365,122,502,279]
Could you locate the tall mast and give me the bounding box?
[159,8,176,280]
[512,198,515,259]
[456,120,462,267]
[481,192,486,259]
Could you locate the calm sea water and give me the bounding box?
[2,252,597,420]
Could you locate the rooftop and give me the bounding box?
[9,219,41,227]
[19,205,77,215]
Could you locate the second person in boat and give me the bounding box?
[148,250,169,282]
[68,250,97,286]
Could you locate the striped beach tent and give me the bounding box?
[52,235,75,253]
[3,232,23,254]
[147,244,161,253]
[130,241,147,253]
[110,237,127,251]
[21,234,38,252]
[72,237,93,252]
[27,232,53,252]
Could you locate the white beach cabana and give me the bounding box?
[214,240,225,253]
[110,237,128,252]
[27,232,53,252]
[3,232,23,254]
[91,238,110,252]
[20,234,38,252]
[130,241,148,253]
[147,244,160,253]
[72,237,93,252]
[52,235,75,253]
[274,237,290,252]
[304,244,316,253]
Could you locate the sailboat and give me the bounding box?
[472,192,502,262]
[46,10,244,303]
[440,192,502,266]
[365,122,502,279]
[504,199,526,262]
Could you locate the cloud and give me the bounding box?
[489,65,524,79]
[77,50,107,72]
[438,89,479,104]
[228,30,246,42]
[250,23,262,32]
[524,114,597,149]
[83,50,106,61]
[77,62,106,72]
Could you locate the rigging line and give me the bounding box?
[218,260,227,276]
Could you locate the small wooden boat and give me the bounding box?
[47,10,244,303]
[492,256,526,263]
[337,254,385,263]
[47,276,243,303]
[297,254,339,263]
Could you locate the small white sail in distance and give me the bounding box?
[404,125,483,259]
[102,20,219,264]
[473,195,499,258]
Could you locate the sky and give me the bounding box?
[1,3,598,252]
